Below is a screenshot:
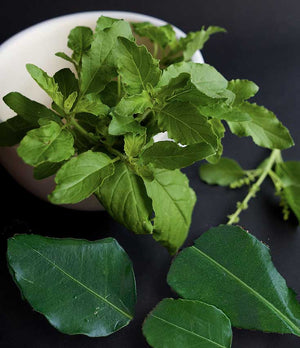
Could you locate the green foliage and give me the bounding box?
[167,225,300,336]
[143,298,232,348]
[1,15,295,251]
[7,234,136,336]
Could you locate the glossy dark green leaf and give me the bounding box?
[96,161,153,235]
[143,298,232,348]
[168,225,300,336]
[228,102,294,150]
[17,120,74,166]
[3,92,61,125]
[199,157,245,186]
[0,116,33,146]
[143,168,196,253]
[7,234,136,337]
[141,141,215,169]
[49,150,115,204]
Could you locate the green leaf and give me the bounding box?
[276,161,300,187]
[228,102,294,150]
[3,92,61,125]
[74,95,109,116]
[49,150,115,204]
[206,119,225,164]
[53,68,79,99]
[124,133,146,158]
[276,161,300,223]
[227,79,259,105]
[199,157,245,186]
[95,16,120,32]
[80,21,133,95]
[7,234,136,337]
[96,161,153,235]
[143,169,196,253]
[55,52,74,64]
[155,73,191,101]
[181,26,226,61]
[159,62,228,98]
[26,64,65,109]
[281,186,300,223]
[115,37,161,95]
[33,161,65,180]
[17,120,74,166]
[109,91,152,135]
[141,141,215,169]
[132,22,176,48]
[0,116,33,146]
[64,92,78,113]
[156,101,218,147]
[143,298,232,348]
[167,225,300,335]
[99,81,121,107]
[67,26,93,64]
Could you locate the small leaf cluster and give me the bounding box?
[0,16,294,253]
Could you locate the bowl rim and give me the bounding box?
[0,11,204,63]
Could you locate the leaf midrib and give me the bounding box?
[191,246,300,334]
[22,241,132,320]
[150,314,227,348]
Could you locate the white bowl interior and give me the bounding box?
[0,11,204,210]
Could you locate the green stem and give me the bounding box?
[69,117,99,144]
[153,42,159,58]
[117,75,122,101]
[227,149,281,225]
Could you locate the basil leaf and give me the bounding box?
[67,26,93,64]
[167,225,300,336]
[115,37,161,95]
[3,92,61,125]
[143,298,232,348]
[96,161,153,235]
[7,234,136,337]
[0,116,33,146]
[95,16,120,32]
[159,62,228,98]
[17,120,74,166]
[143,169,196,253]
[80,21,133,95]
[99,81,121,107]
[141,141,215,169]
[182,26,226,61]
[124,133,146,158]
[156,101,218,147]
[33,161,66,180]
[74,95,109,116]
[206,119,225,164]
[276,161,300,223]
[132,22,177,48]
[49,150,115,204]
[53,68,79,99]
[109,91,152,135]
[227,79,259,105]
[199,157,245,186]
[26,64,65,109]
[228,102,294,150]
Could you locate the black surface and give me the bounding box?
[0,0,300,347]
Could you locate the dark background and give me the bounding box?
[0,0,300,347]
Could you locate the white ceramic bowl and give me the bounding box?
[0,11,204,211]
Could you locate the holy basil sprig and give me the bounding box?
[200,150,300,224]
[0,16,294,253]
